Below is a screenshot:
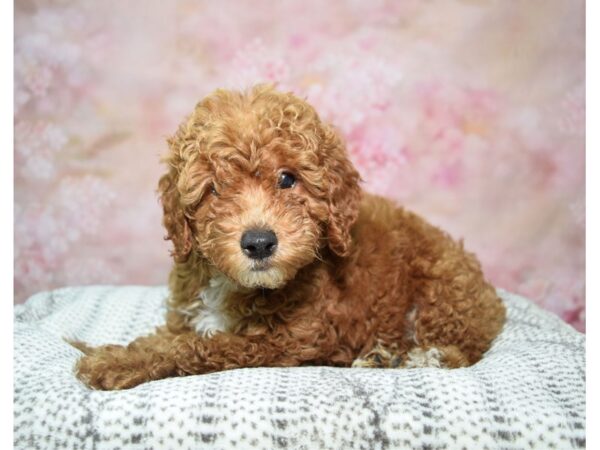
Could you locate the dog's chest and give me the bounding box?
[189,276,237,337]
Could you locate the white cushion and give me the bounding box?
[14,286,585,449]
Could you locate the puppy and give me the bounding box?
[74,85,505,390]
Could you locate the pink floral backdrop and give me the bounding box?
[14,0,585,331]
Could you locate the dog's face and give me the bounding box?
[159,86,360,289]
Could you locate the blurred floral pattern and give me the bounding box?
[14,0,585,331]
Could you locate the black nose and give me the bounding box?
[241,229,278,260]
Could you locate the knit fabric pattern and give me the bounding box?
[14,286,585,449]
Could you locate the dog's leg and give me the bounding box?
[410,245,506,367]
[74,327,180,390]
[75,327,330,390]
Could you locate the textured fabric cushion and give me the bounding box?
[14,286,585,449]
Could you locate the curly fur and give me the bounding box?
[74,85,506,390]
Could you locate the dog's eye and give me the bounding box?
[210,183,218,196]
[277,172,296,189]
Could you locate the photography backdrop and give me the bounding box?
[14,0,585,331]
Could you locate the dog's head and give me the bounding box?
[159,85,361,289]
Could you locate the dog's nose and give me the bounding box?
[240,229,278,260]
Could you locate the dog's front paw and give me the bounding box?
[75,345,150,390]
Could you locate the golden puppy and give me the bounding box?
[74,85,505,390]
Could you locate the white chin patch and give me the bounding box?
[404,347,444,368]
[237,267,287,289]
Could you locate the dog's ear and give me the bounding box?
[158,168,194,263]
[158,134,195,263]
[320,124,361,257]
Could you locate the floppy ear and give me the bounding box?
[320,124,361,257]
[158,166,194,263]
[158,129,197,263]
[160,129,212,332]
